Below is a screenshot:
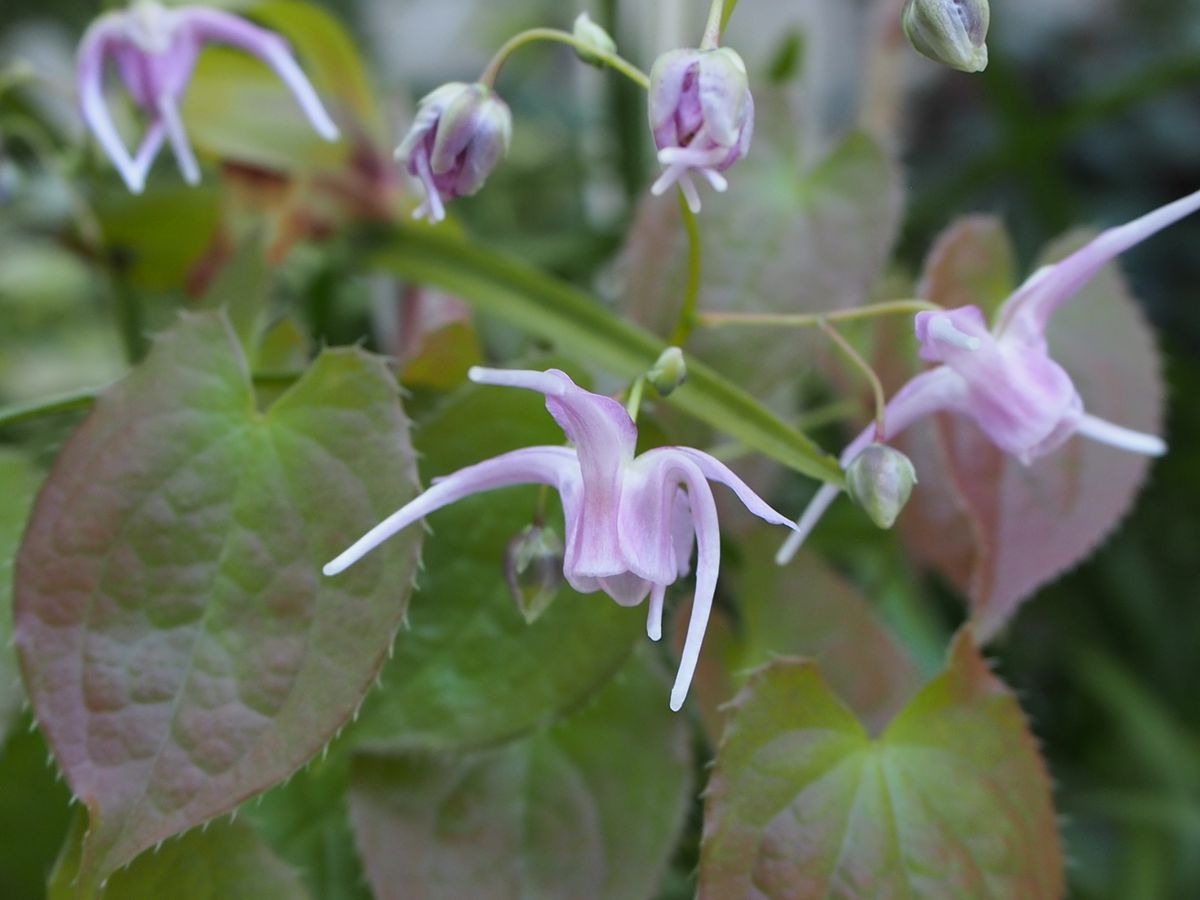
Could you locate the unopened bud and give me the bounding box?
[504,523,565,624]
[572,13,617,67]
[395,82,512,224]
[845,444,917,530]
[902,0,990,73]
[647,347,687,396]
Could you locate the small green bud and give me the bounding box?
[902,0,990,73]
[572,12,617,67]
[845,444,918,530]
[647,347,687,397]
[504,523,565,624]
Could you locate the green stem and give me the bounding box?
[720,0,740,32]
[480,28,649,90]
[818,318,886,437]
[669,192,704,345]
[110,278,148,364]
[699,299,942,329]
[625,376,646,422]
[702,0,726,49]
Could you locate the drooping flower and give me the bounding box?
[648,47,753,214]
[76,0,340,193]
[902,0,991,73]
[778,187,1200,564]
[324,367,796,711]
[394,82,512,224]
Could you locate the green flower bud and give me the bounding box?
[572,12,617,68]
[647,347,687,397]
[845,444,918,530]
[504,523,565,624]
[902,0,990,73]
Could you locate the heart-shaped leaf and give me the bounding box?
[700,630,1063,898]
[49,812,310,900]
[14,311,422,888]
[349,653,691,900]
[346,372,641,751]
[901,218,1166,639]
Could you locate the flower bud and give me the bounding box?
[572,13,617,67]
[902,0,990,73]
[648,46,753,213]
[504,523,565,624]
[647,347,687,397]
[395,81,512,224]
[845,444,917,530]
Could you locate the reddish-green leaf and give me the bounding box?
[49,812,310,900]
[348,653,692,900]
[14,312,421,888]
[903,219,1165,638]
[700,631,1063,898]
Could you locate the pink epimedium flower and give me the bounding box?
[648,47,753,214]
[77,0,339,194]
[778,187,1200,565]
[323,367,797,711]
[394,82,512,224]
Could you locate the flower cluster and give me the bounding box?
[324,367,797,711]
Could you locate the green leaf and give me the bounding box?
[0,717,74,899]
[198,231,272,354]
[348,653,692,900]
[242,750,372,900]
[346,371,641,751]
[14,312,422,888]
[369,225,842,485]
[49,812,310,900]
[700,630,1064,898]
[0,449,40,747]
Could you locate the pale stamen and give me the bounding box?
[929,315,983,352]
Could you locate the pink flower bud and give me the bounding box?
[648,47,753,214]
[395,82,512,224]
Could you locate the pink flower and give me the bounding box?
[77,1,339,193]
[778,188,1200,564]
[324,367,796,711]
[648,47,753,214]
[394,82,512,224]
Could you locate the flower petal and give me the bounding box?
[1076,413,1167,457]
[181,7,340,141]
[672,448,796,528]
[670,461,720,712]
[324,446,578,576]
[998,186,1200,342]
[77,14,144,192]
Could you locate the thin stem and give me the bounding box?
[669,191,704,345]
[625,376,646,422]
[720,0,740,32]
[480,28,649,90]
[817,318,886,437]
[699,299,943,330]
[110,278,148,364]
[701,0,726,49]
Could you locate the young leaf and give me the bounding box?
[700,631,1063,898]
[0,450,41,747]
[346,372,641,751]
[902,219,1166,639]
[49,812,310,900]
[349,653,691,900]
[14,312,422,889]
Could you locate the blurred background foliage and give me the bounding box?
[1,0,1199,898]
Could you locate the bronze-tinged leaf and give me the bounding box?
[348,653,691,900]
[699,631,1064,899]
[14,312,421,889]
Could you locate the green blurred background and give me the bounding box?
[2,1,1199,898]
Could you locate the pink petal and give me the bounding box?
[670,460,720,712]
[77,15,143,192]
[324,446,578,576]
